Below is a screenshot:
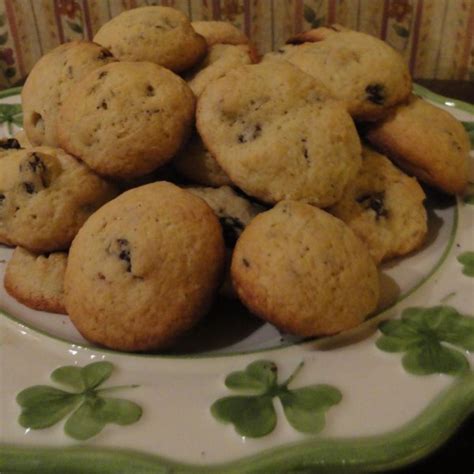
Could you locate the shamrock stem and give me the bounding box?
[95,384,140,394]
[282,361,305,387]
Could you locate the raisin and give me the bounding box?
[98,49,113,60]
[242,258,250,267]
[98,71,108,79]
[365,84,385,105]
[238,124,262,143]
[0,138,21,150]
[146,85,155,97]
[23,182,36,194]
[98,100,108,110]
[27,153,46,173]
[219,216,245,247]
[357,192,388,219]
[0,193,5,204]
[116,238,132,272]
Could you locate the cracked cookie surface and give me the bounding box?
[57,61,195,179]
[21,41,116,147]
[0,147,118,252]
[329,146,427,264]
[231,200,379,336]
[197,61,361,207]
[64,182,225,352]
[4,247,67,314]
[94,6,207,73]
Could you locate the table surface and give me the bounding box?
[390,79,474,474]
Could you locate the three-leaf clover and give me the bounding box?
[376,306,474,376]
[16,361,142,440]
[211,360,342,438]
[457,251,474,277]
[0,103,23,134]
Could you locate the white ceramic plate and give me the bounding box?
[1,86,473,473]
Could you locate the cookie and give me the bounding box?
[231,200,380,336]
[13,130,32,148]
[186,185,263,298]
[21,41,116,147]
[191,21,248,46]
[185,44,255,97]
[57,61,195,179]
[366,95,470,194]
[64,182,225,352]
[328,146,427,264]
[197,61,361,207]
[0,147,118,252]
[270,26,411,120]
[186,185,263,248]
[4,247,67,314]
[93,6,207,73]
[173,131,232,187]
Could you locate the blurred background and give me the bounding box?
[0,0,472,90]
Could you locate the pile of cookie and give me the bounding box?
[1,7,470,352]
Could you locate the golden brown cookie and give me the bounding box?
[197,61,361,207]
[191,21,248,46]
[64,182,225,352]
[267,26,411,120]
[366,96,470,194]
[329,146,427,264]
[231,200,379,336]
[0,147,118,252]
[21,41,116,147]
[4,247,67,314]
[94,6,207,73]
[173,131,232,187]
[57,61,195,179]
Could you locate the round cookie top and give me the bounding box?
[0,147,118,252]
[272,27,411,120]
[329,146,427,264]
[64,182,225,352]
[366,96,470,194]
[185,44,255,97]
[191,21,248,46]
[93,6,207,72]
[21,41,116,147]
[231,200,380,336]
[57,61,195,179]
[4,247,67,314]
[186,185,263,248]
[173,131,232,187]
[197,61,362,207]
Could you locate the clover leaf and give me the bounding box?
[16,361,142,440]
[457,251,474,277]
[0,103,23,134]
[376,306,474,376]
[211,360,342,438]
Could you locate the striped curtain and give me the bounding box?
[0,0,472,89]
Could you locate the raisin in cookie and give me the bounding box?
[231,201,379,336]
[197,61,361,207]
[4,247,67,314]
[185,44,256,98]
[93,6,207,73]
[0,147,118,252]
[57,61,195,179]
[64,182,225,352]
[366,96,470,194]
[21,41,116,147]
[173,131,232,187]
[328,146,427,264]
[191,21,248,46]
[0,138,23,159]
[270,26,411,120]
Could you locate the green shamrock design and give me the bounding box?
[16,361,142,440]
[376,306,474,376]
[211,360,342,438]
[457,251,474,277]
[0,103,23,134]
